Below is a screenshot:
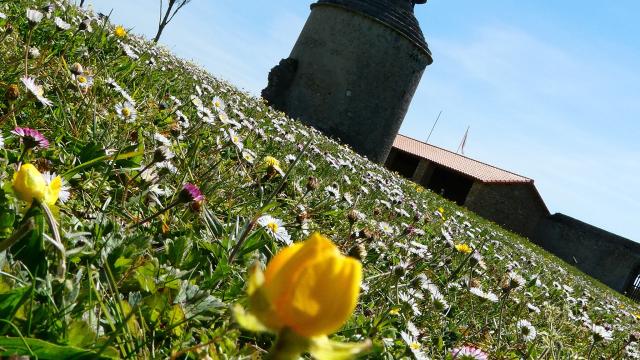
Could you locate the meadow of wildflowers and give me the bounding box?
[0,1,639,359]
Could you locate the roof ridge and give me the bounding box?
[395,133,533,182]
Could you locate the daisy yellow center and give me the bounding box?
[122,107,132,117]
[266,222,279,233]
[214,101,220,107]
[35,87,44,97]
[78,76,87,83]
[410,342,421,350]
[232,136,239,143]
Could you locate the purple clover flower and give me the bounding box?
[12,127,49,149]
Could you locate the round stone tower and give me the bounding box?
[262,0,432,163]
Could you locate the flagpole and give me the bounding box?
[456,126,470,154]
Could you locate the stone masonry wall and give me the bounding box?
[533,213,640,292]
[464,182,549,239]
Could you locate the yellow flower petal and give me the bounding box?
[258,233,362,337]
[12,164,46,203]
[43,175,61,206]
[281,252,362,337]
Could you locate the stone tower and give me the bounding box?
[262,0,433,163]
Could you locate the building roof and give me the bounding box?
[392,134,533,184]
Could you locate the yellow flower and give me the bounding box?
[262,156,284,176]
[263,156,280,168]
[235,233,370,359]
[12,164,61,206]
[43,175,62,205]
[256,233,361,337]
[454,243,473,254]
[114,25,127,38]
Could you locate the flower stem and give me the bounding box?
[587,340,596,359]
[267,328,309,360]
[24,29,33,77]
[128,200,180,229]
[39,201,66,278]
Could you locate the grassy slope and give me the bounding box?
[0,1,638,359]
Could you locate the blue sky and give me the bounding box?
[86,0,640,241]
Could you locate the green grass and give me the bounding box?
[0,1,638,359]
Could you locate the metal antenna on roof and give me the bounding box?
[425,110,442,144]
[456,126,470,155]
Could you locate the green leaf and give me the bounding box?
[113,256,133,270]
[0,286,32,324]
[165,304,185,336]
[10,204,47,277]
[143,292,168,323]
[134,260,157,293]
[62,149,145,179]
[67,320,96,348]
[0,337,117,360]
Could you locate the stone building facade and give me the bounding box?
[386,134,640,298]
[263,0,433,163]
[533,214,640,293]
[386,134,549,239]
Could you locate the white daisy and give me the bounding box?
[257,215,291,245]
[505,272,526,291]
[26,9,44,24]
[115,101,137,122]
[527,302,541,314]
[121,43,139,60]
[155,160,177,174]
[74,74,94,90]
[590,324,613,342]
[154,133,172,146]
[153,146,174,162]
[241,149,256,164]
[54,17,71,30]
[212,96,226,112]
[28,47,40,59]
[400,331,429,360]
[21,76,52,106]
[516,320,537,342]
[43,172,70,203]
[218,111,239,127]
[469,287,499,303]
[378,221,395,236]
[227,129,243,151]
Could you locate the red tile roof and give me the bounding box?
[392,134,533,184]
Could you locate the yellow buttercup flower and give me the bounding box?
[114,25,127,38]
[454,243,473,254]
[235,233,370,359]
[257,232,361,337]
[12,164,46,203]
[12,164,61,206]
